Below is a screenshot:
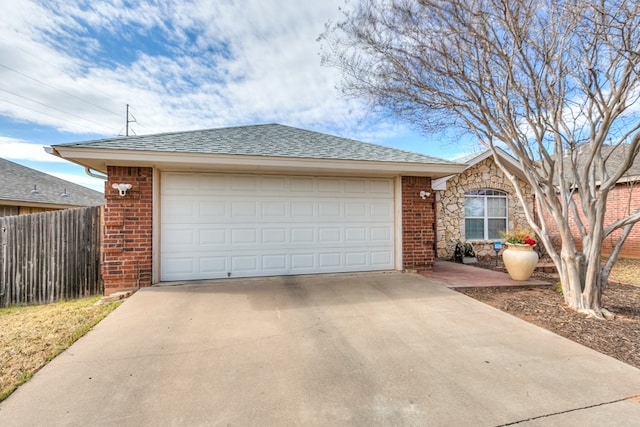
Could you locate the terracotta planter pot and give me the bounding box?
[502,244,539,281]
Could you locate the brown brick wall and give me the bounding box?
[103,166,153,294]
[540,182,640,259]
[401,176,435,271]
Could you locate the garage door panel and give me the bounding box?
[231,175,258,191]
[163,201,195,218]
[290,177,314,192]
[164,257,197,278]
[163,228,195,246]
[344,178,366,193]
[370,202,394,217]
[198,174,227,190]
[231,229,257,244]
[318,228,341,243]
[200,228,226,245]
[261,228,286,244]
[318,202,341,216]
[231,201,257,217]
[231,255,258,272]
[262,202,287,216]
[371,251,393,266]
[262,254,287,271]
[199,257,227,276]
[291,253,314,269]
[291,228,314,243]
[371,227,392,241]
[260,176,287,191]
[346,252,368,267]
[199,201,226,217]
[318,252,341,268]
[291,202,314,217]
[161,173,395,281]
[346,227,367,242]
[318,178,342,192]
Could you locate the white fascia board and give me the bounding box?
[50,147,466,178]
[432,175,452,191]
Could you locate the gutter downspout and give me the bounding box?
[44,146,108,180]
[84,167,107,180]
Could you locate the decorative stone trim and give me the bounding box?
[435,157,533,258]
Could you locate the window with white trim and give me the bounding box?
[464,189,507,240]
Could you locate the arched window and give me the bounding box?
[464,189,507,240]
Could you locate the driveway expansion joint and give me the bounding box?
[494,394,640,426]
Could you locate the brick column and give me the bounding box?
[402,176,435,271]
[103,166,153,294]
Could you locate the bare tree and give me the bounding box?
[321,0,640,318]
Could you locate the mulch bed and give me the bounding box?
[456,262,640,370]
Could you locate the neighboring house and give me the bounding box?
[0,157,105,217]
[432,149,534,258]
[541,144,640,259]
[48,124,465,294]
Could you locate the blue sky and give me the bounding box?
[0,0,478,192]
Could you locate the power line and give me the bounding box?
[0,63,122,118]
[0,98,116,135]
[0,87,118,133]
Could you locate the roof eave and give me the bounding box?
[49,147,466,178]
[0,199,101,209]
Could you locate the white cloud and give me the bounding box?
[0,138,67,163]
[47,171,105,193]
[0,0,376,137]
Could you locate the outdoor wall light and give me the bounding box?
[112,183,132,196]
[419,190,431,199]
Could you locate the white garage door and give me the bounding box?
[160,172,395,281]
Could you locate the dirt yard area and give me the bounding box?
[457,258,640,370]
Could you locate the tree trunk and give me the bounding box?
[556,248,612,319]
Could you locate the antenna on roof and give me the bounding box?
[126,104,137,136]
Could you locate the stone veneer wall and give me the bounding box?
[435,157,533,258]
[103,166,153,294]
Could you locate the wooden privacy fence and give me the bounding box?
[0,206,102,307]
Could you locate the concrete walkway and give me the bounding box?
[422,260,551,288]
[1,272,639,426]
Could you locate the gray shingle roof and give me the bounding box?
[56,123,457,165]
[558,144,640,184]
[0,158,105,207]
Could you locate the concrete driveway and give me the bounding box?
[1,273,639,426]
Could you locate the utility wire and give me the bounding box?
[0,87,118,133]
[0,63,122,117]
[0,98,116,135]
[125,103,152,131]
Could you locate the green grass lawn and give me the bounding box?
[0,296,121,401]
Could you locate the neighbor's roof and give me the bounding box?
[0,158,104,208]
[49,124,465,178]
[561,144,640,184]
